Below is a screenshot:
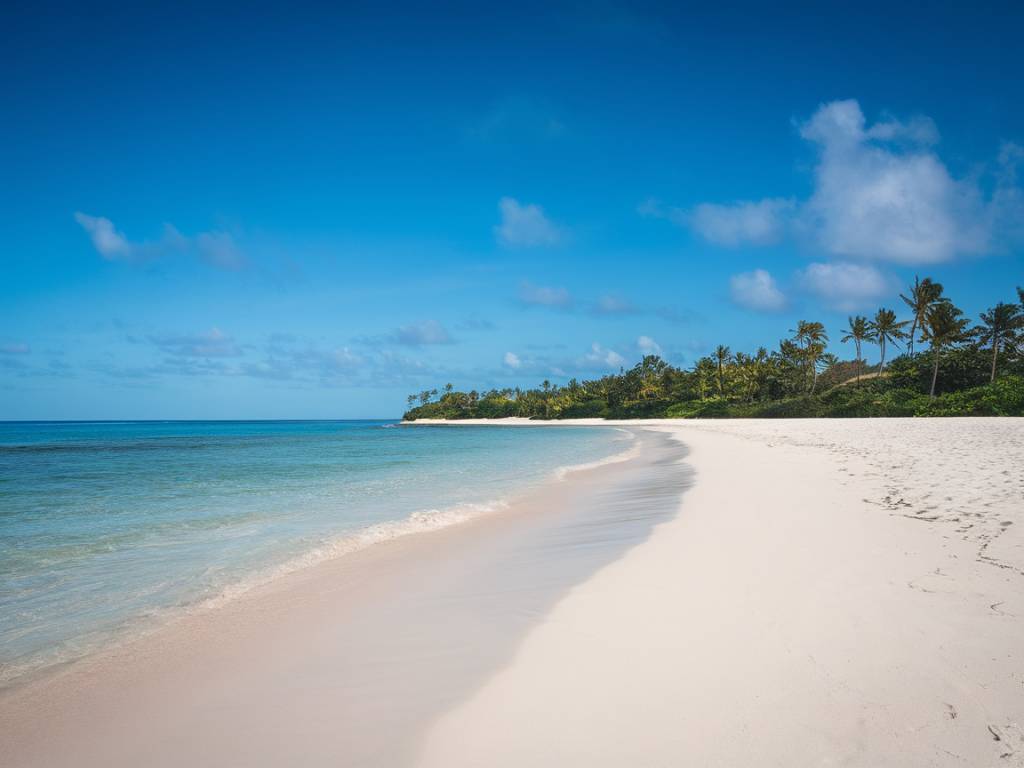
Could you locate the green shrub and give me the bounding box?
[667,397,734,418]
[558,399,610,418]
[916,376,1024,416]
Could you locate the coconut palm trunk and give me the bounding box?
[990,338,999,383]
[930,347,941,398]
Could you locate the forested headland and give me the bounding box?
[404,280,1024,420]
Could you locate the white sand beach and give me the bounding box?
[419,418,1024,766]
[2,418,1022,767]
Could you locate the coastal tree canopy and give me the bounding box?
[405,280,1024,420]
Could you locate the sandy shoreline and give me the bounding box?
[418,418,1024,766]
[3,418,1022,766]
[0,428,690,767]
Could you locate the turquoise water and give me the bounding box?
[0,420,628,684]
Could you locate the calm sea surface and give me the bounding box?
[0,420,627,684]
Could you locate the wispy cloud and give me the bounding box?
[518,281,573,308]
[0,343,30,355]
[147,327,243,358]
[636,197,667,219]
[583,342,625,370]
[495,198,562,247]
[519,283,693,324]
[456,315,496,331]
[195,231,245,270]
[640,195,794,248]
[493,341,634,381]
[89,330,448,390]
[249,342,365,382]
[689,199,795,247]
[653,306,700,325]
[74,213,184,263]
[796,261,894,311]
[468,97,565,143]
[393,320,453,346]
[729,269,787,312]
[75,213,246,270]
[591,294,638,315]
[994,141,1024,243]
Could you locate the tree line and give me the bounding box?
[404,280,1024,420]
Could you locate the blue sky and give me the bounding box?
[2,1,1022,418]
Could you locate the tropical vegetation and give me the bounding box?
[404,280,1024,420]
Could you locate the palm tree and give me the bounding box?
[919,300,968,397]
[867,308,908,372]
[694,357,717,400]
[840,315,873,381]
[899,276,944,355]
[713,345,731,395]
[817,352,839,380]
[973,302,1024,383]
[752,346,771,401]
[790,320,829,393]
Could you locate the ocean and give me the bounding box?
[0,420,629,685]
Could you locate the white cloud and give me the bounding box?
[74,213,135,260]
[518,281,572,308]
[495,198,562,247]
[799,99,988,264]
[689,198,794,247]
[503,351,522,369]
[394,320,452,346]
[75,212,244,269]
[637,335,661,355]
[729,269,787,312]
[584,342,625,370]
[865,114,940,145]
[675,99,1022,264]
[797,261,893,311]
[799,100,940,148]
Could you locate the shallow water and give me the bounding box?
[308,428,694,766]
[0,420,627,684]
[0,427,694,768]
